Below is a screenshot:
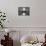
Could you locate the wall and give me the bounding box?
[32,0,46,27]
[0,0,46,27]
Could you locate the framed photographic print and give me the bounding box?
[18,7,30,16]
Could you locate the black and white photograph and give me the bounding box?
[18,7,30,16]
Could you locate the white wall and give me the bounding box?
[32,0,46,27]
[0,0,46,27]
